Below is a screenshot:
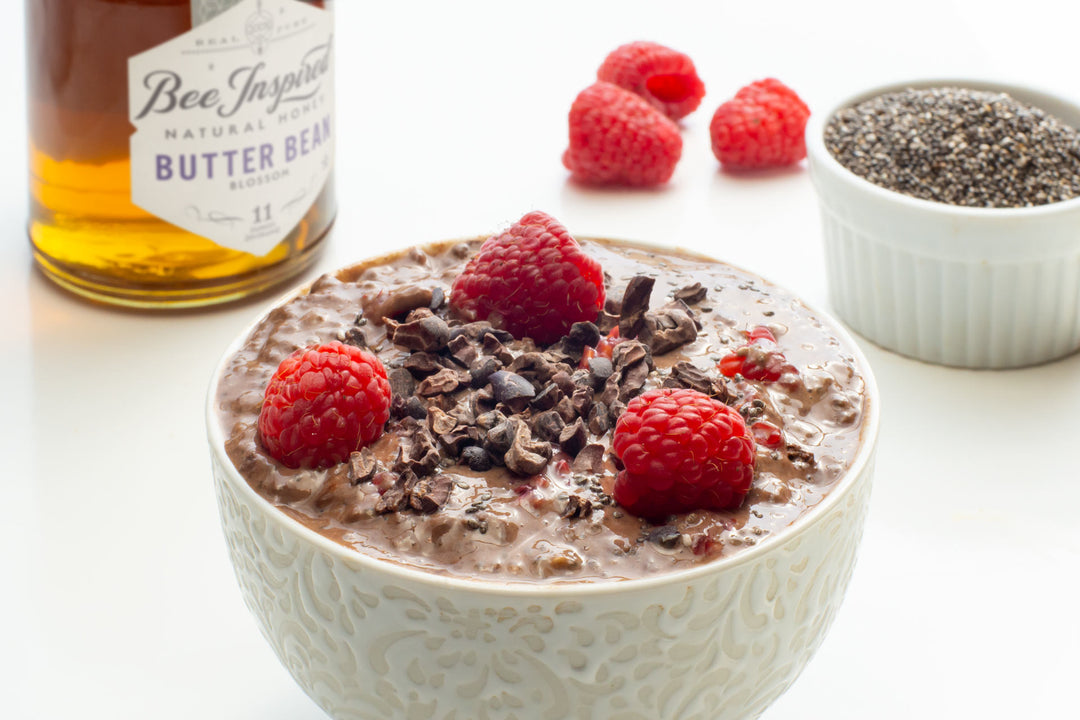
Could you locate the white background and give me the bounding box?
[3,1,1079,718]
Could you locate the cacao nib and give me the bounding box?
[587,357,614,389]
[387,314,451,352]
[673,282,707,305]
[532,383,563,411]
[532,410,566,442]
[504,418,552,476]
[489,371,536,404]
[403,352,444,378]
[558,418,587,456]
[469,357,502,388]
[447,334,479,368]
[461,446,494,472]
[363,285,433,325]
[346,448,379,485]
[639,304,698,355]
[572,444,606,475]
[618,275,655,339]
[409,475,453,514]
[388,367,418,397]
[417,368,466,396]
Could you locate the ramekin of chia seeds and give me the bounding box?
[806,79,1080,368]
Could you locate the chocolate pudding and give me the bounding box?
[215,238,870,583]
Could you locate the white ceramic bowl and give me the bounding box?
[208,246,880,720]
[807,79,1080,368]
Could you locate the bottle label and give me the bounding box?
[128,0,334,256]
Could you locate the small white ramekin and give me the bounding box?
[207,242,880,720]
[807,79,1080,368]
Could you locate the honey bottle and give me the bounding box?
[26,0,336,308]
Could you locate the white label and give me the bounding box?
[129,0,334,256]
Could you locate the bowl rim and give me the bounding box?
[805,76,1080,218]
[206,236,882,599]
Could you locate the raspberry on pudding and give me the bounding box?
[215,211,870,582]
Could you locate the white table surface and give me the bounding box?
[3,1,1079,717]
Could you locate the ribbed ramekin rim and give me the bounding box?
[806,77,1080,219]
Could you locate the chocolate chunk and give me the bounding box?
[461,446,493,472]
[645,525,683,549]
[558,418,587,456]
[673,282,707,305]
[532,383,563,411]
[489,371,536,404]
[666,361,714,396]
[572,444,606,475]
[619,275,656,339]
[571,385,594,419]
[387,315,451,352]
[604,296,623,315]
[587,402,610,435]
[587,357,614,389]
[409,475,453,514]
[417,368,466,396]
[346,448,379,485]
[388,367,418,397]
[532,410,566,442]
[363,285,434,325]
[504,418,552,476]
[469,357,502,388]
[608,400,627,422]
[639,304,699,355]
[447,334,478,368]
[427,406,458,435]
[403,352,443,378]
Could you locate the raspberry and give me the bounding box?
[449,211,606,345]
[612,388,756,519]
[596,41,706,121]
[563,81,682,187]
[709,78,810,169]
[718,326,795,382]
[258,341,392,469]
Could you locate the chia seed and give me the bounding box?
[824,87,1080,208]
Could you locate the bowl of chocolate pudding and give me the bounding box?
[208,224,880,720]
